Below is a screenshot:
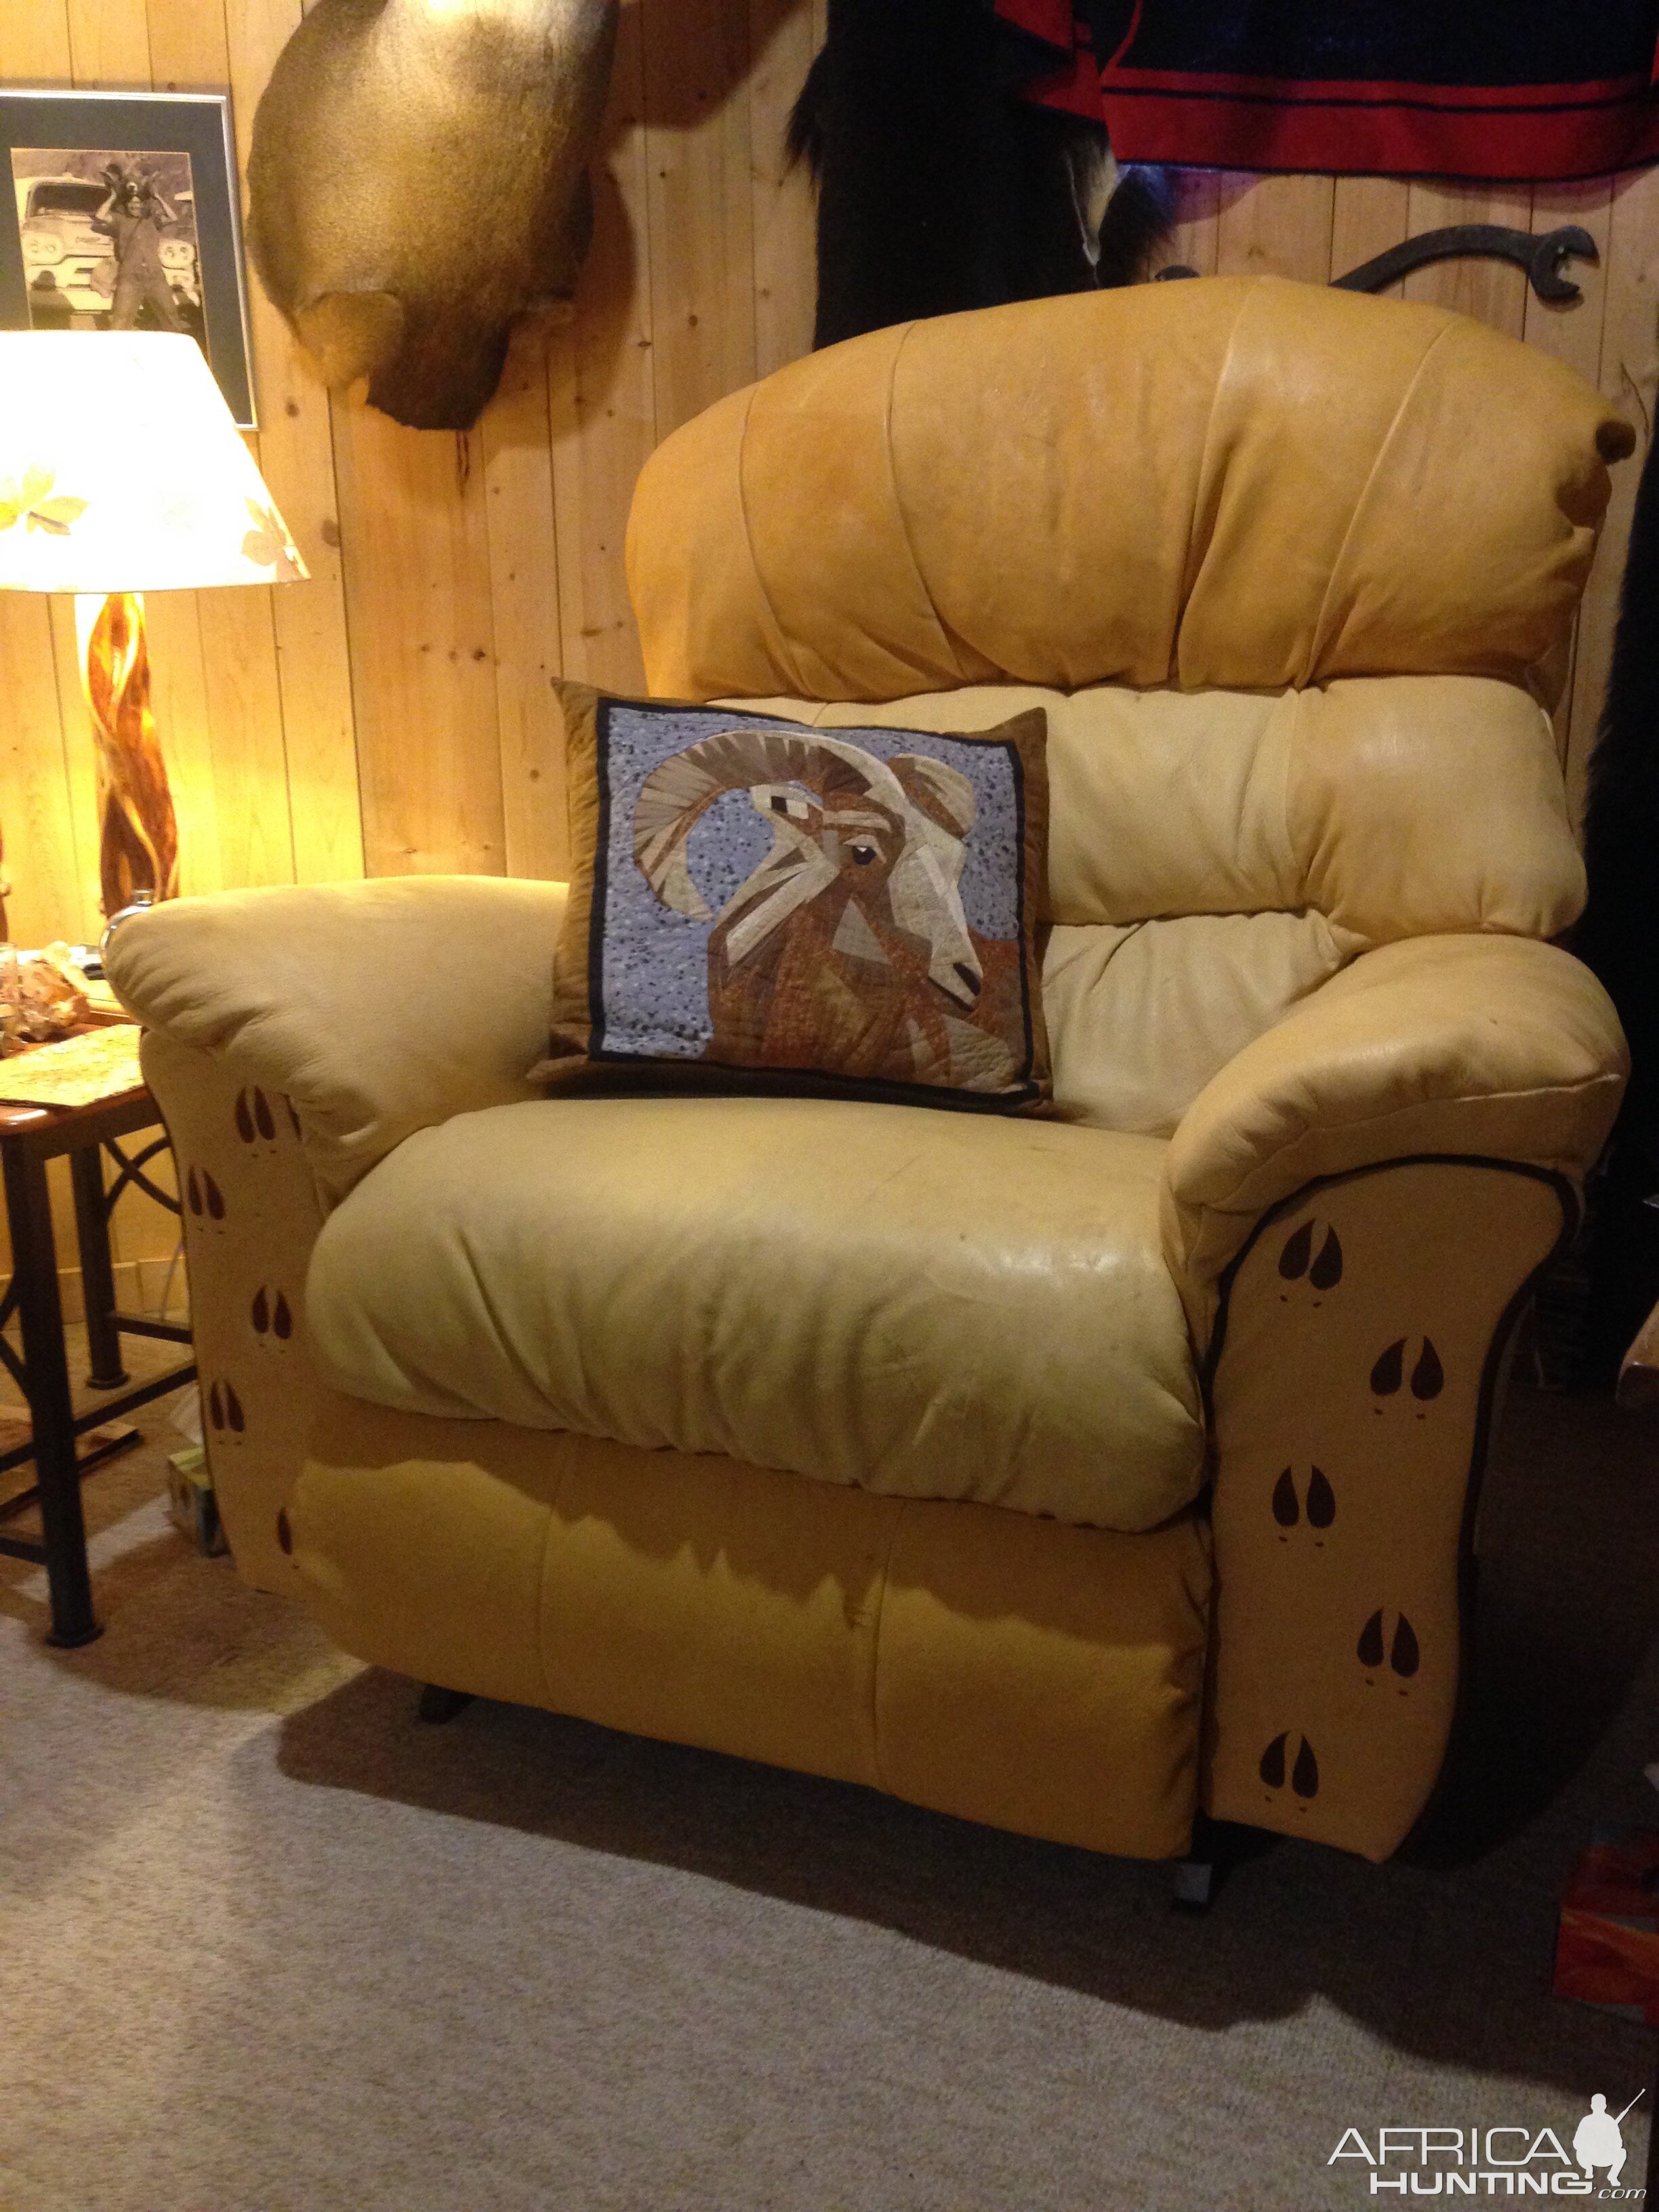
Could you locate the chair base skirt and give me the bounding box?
[291,1392,1212,1863]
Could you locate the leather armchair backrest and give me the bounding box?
[638,275,1624,1033]
[746,676,1588,1136]
[628,274,1631,709]
[766,676,1584,945]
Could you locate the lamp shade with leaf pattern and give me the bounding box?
[0,330,307,926]
[0,331,304,591]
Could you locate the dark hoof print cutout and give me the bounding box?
[276,1507,293,1555]
[1271,1465,1334,1534]
[1259,1731,1319,1801]
[251,1286,293,1340]
[1278,1218,1343,1294]
[234,1086,277,1145]
[185,1167,225,1222]
[1370,1335,1443,1403]
[207,1379,245,1437]
[1358,1608,1420,1682]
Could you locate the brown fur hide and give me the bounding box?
[248,0,617,430]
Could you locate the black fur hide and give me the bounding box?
[789,0,1170,350]
[1575,428,1659,1373]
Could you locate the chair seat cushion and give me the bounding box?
[304,1097,1205,1532]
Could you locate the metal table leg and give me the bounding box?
[70,1143,127,1390]
[1,1142,100,1647]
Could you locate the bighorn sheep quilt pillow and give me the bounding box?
[542,684,1052,1107]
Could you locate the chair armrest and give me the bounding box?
[106,876,566,1204]
[1162,933,1626,1338]
[1187,933,1622,1861]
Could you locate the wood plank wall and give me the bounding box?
[4,4,1659,957]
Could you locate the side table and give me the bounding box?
[0,1082,195,1645]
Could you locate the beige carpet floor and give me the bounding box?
[3,1369,1659,2212]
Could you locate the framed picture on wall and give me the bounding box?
[0,88,255,428]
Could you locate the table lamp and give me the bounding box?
[0,331,307,926]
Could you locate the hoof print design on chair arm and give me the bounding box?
[144,1028,323,1592]
[1202,1157,1575,1862]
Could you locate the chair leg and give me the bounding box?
[1171,1810,1220,1912]
[416,1683,474,1725]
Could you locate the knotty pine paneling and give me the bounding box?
[1216,171,1334,285]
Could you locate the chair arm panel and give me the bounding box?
[1162,934,1624,1340]
[140,1029,327,1591]
[1202,1157,1570,1860]
[107,877,566,1206]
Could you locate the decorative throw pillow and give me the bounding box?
[540,682,1052,1107]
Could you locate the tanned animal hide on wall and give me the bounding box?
[788,0,1170,350]
[249,0,617,431]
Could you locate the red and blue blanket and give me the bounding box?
[996,1,1659,178]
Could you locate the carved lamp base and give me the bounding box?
[73,591,180,922]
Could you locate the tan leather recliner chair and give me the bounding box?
[109,275,1632,1866]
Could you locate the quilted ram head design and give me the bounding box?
[636,726,981,994]
[632,726,1024,1090]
